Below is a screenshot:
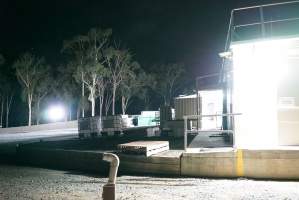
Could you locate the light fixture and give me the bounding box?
[46,105,66,122]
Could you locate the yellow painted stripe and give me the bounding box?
[236,149,244,177]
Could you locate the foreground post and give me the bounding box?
[102,153,119,200]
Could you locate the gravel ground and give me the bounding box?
[1,164,299,200]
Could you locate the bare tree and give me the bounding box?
[0,54,15,127]
[77,63,108,117]
[119,69,149,115]
[62,35,88,118]
[104,48,138,115]
[5,93,13,127]
[57,64,80,121]
[97,72,110,118]
[104,88,113,116]
[63,28,112,117]
[1,80,14,127]
[136,72,155,111]
[154,63,185,106]
[82,28,111,117]
[13,53,47,126]
[34,73,52,125]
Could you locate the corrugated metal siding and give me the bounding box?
[174,97,198,120]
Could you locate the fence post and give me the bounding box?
[184,116,188,151]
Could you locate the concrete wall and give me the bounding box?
[181,150,237,178]
[0,121,78,134]
[15,143,299,179]
[243,149,299,179]
[118,152,181,175]
[181,149,299,179]
[17,146,109,173]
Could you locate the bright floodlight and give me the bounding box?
[47,105,65,122]
[231,38,295,148]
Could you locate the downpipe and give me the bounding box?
[102,153,119,200]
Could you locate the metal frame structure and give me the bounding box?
[225,0,299,50]
[183,113,241,151]
[191,1,299,151]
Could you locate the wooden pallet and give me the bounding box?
[118,141,169,157]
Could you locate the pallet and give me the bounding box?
[118,141,169,157]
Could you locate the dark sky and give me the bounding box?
[0,0,285,77]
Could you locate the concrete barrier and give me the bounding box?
[118,151,181,175]
[0,121,78,134]
[17,146,109,173]
[181,149,237,178]
[181,148,299,179]
[16,145,181,176]
[243,149,299,179]
[15,142,299,179]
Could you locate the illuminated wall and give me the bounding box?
[231,36,299,148]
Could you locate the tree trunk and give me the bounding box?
[69,103,72,121]
[104,92,112,116]
[81,73,85,118]
[105,104,109,116]
[112,84,116,115]
[99,95,104,118]
[28,104,32,126]
[121,96,125,115]
[6,102,8,127]
[144,94,150,111]
[91,97,95,117]
[36,99,40,125]
[28,94,32,126]
[6,95,13,128]
[76,103,80,120]
[0,97,3,128]
[99,97,103,132]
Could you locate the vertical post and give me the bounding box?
[229,12,235,44]
[81,72,85,118]
[259,6,266,37]
[232,123,236,149]
[222,75,228,130]
[184,116,188,151]
[196,91,201,131]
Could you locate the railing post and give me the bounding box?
[259,6,266,37]
[184,116,188,151]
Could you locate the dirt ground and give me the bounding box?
[1,164,299,200]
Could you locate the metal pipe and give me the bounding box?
[185,113,242,119]
[234,17,299,28]
[103,153,119,184]
[187,130,234,134]
[196,73,220,80]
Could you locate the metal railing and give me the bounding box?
[183,113,241,151]
[226,0,299,47]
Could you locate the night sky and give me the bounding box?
[0,0,284,75]
[0,0,287,125]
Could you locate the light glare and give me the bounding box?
[231,39,290,148]
[47,105,65,122]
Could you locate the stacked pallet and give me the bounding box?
[118,141,169,157]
